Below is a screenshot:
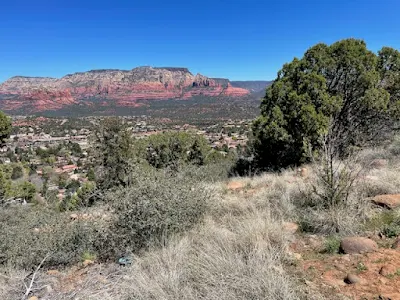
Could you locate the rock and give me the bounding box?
[227,181,245,191]
[297,167,309,178]
[340,237,378,254]
[82,259,94,267]
[0,67,252,113]
[379,265,398,276]
[283,222,299,234]
[378,293,400,300]
[393,237,400,249]
[372,194,400,209]
[288,252,302,260]
[28,297,39,300]
[344,273,361,284]
[70,213,78,220]
[370,159,388,169]
[46,270,60,276]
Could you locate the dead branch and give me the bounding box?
[22,253,50,300]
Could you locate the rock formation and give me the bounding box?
[0,67,266,113]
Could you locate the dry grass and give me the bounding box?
[104,171,323,300]
[117,206,306,300]
[45,172,316,300]
[0,267,28,300]
[6,142,400,299]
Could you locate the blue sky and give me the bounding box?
[1,0,399,82]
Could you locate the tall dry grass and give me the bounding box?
[103,171,323,300]
[7,141,400,299]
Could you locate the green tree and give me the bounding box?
[0,169,10,199]
[17,181,36,202]
[0,111,12,146]
[57,173,68,189]
[69,142,82,156]
[138,131,210,169]
[91,117,133,190]
[252,39,400,170]
[87,168,96,181]
[59,181,96,211]
[188,140,204,166]
[11,165,24,180]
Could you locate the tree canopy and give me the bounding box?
[252,39,400,170]
[0,111,12,146]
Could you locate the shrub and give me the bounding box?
[11,165,24,180]
[294,155,372,235]
[323,236,341,254]
[59,181,97,211]
[365,210,400,238]
[388,136,400,156]
[134,131,216,170]
[0,207,99,269]
[100,172,212,258]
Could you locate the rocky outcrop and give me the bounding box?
[340,237,378,254]
[0,66,259,113]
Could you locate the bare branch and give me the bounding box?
[22,253,50,300]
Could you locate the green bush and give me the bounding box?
[59,181,97,211]
[323,236,341,254]
[100,172,212,258]
[11,165,24,180]
[134,131,215,170]
[382,224,400,238]
[0,207,98,269]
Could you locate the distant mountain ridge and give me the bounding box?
[230,81,273,93]
[0,66,271,114]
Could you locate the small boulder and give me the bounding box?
[70,213,78,220]
[379,265,398,276]
[378,293,400,300]
[340,237,378,254]
[28,297,39,300]
[372,194,400,209]
[283,222,299,234]
[344,273,361,284]
[46,270,60,276]
[299,167,309,178]
[227,181,245,191]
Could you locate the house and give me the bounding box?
[62,164,78,173]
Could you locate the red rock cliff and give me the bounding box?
[0,67,250,112]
